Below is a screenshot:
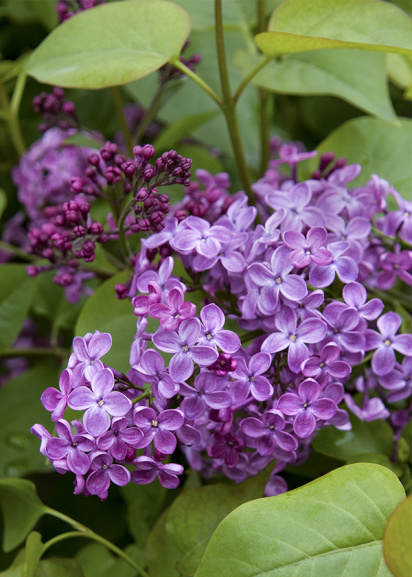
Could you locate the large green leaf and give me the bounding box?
[0,365,59,479]
[23,532,43,577]
[383,495,412,577]
[145,508,182,577]
[166,469,271,575]
[76,543,145,577]
[25,0,191,89]
[234,49,396,121]
[0,479,48,553]
[256,0,412,57]
[194,463,405,577]
[75,271,136,374]
[313,416,393,461]
[303,117,412,199]
[0,265,38,352]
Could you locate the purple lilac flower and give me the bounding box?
[199,303,241,354]
[68,368,132,436]
[278,379,338,438]
[134,256,183,296]
[266,182,324,232]
[378,195,412,244]
[261,307,327,373]
[171,216,232,257]
[309,241,358,288]
[230,352,273,402]
[344,394,390,422]
[134,348,178,399]
[152,318,218,382]
[192,235,247,273]
[365,312,412,376]
[248,245,308,314]
[179,372,232,419]
[41,368,74,421]
[283,227,332,268]
[149,286,196,330]
[379,357,412,402]
[86,453,131,496]
[69,331,112,381]
[301,343,351,386]
[97,417,143,460]
[316,164,364,217]
[241,410,298,455]
[132,456,184,489]
[341,282,384,321]
[208,431,245,468]
[133,406,184,454]
[45,419,94,475]
[321,306,366,354]
[377,250,412,290]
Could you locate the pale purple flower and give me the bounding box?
[86,453,131,495]
[266,182,324,232]
[342,282,384,321]
[278,379,338,438]
[45,419,94,475]
[248,245,308,313]
[230,352,273,402]
[261,307,327,373]
[377,250,412,290]
[377,196,412,244]
[301,343,351,386]
[68,368,132,436]
[365,312,412,376]
[97,417,143,460]
[321,306,366,354]
[283,227,332,268]
[309,241,358,288]
[134,348,178,399]
[133,406,184,454]
[192,235,247,273]
[70,331,112,381]
[149,286,196,330]
[199,303,241,354]
[41,368,73,421]
[316,164,363,217]
[135,256,183,295]
[179,372,232,420]
[132,456,184,489]
[171,216,232,257]
[152,318,218,382]
[240,410,298,455]
[379,357,412,402]
[344,395,390,422]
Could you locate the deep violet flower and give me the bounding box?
[134,348,178,399]
[278,379,338,438]
[199,303,241,354]
[365,312,412,376]
[69,331,112,381]
[68,368,131,436]
[379,357,412,402]
[41,368,74,421]
[230,352,273,402]
[133,406,184,454]
[97,417,143,460]
[301,342,351,386]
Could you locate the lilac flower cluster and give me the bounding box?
[32,144,412,498]
[32,87,79,133]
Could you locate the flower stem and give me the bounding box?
[0,73,27,157]
[43,508,151,577]
[168,58,222,106]
[214,0,254,201]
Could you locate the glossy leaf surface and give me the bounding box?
[194,464,405,577]
[25,0,191,88]
[383,495,412,577]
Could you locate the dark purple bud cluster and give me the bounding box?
[56,0,105,22]
[33,87,79,132]
[312,151,347,180]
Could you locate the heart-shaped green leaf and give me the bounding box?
[256,0,412,57]
[0,479,48,553]
[194,463,405,577]
[383,495,412,577]
[25,0,191,89]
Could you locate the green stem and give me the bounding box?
[240,329,265,344]
[132,389,152,404]
[0,347,69,359]
[368,285,412,312]
[168,58,222,106]
[117,197,136,261]
[111,86,133,156]
[214,0,254,200]
[232,56,271,104]
[0,241,38,261]
[43,508,150,577]
[257,0,272,178]
[371,224,412,251]
[0,76,26,157]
